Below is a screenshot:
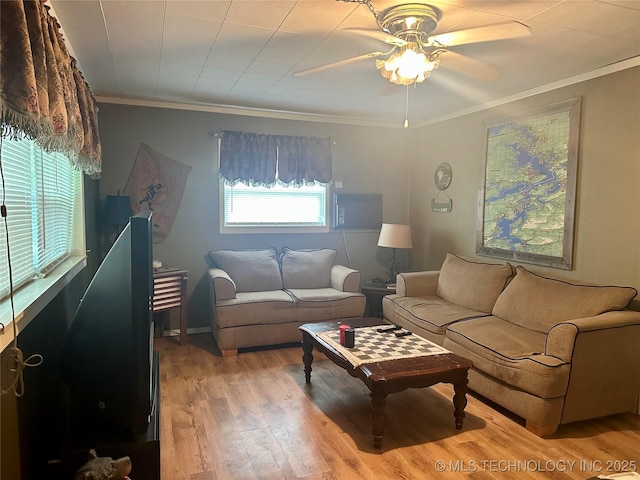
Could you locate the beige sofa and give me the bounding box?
[208,247,365,356]
[383,253,640,437]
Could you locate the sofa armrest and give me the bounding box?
[208,268,236,302]
[546,310,640,362]
[546,310,640,423]
[396,271,440,297]
[331,265,361,293]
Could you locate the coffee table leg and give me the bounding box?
[452,375,469,430]
[302,333,314,384]
[370,391,387,449]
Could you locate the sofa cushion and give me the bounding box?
[280,247,336,289]
[208,248,282,293]
[492,266,638,333]
[435,253,513,313]
[444,316,570,399]
[383,294,489,340]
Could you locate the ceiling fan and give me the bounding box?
[293,1,532,86]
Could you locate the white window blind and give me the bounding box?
[222,182,327,229]
[0,136,81,300]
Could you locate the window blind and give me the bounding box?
[0,136,81,300]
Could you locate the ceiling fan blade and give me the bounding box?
[342,27,407,46]
[439,50,501,82]
[429,21,531,47]
[293,51,389,77]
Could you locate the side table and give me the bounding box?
[153,267,188,345]
[360,283,396,318]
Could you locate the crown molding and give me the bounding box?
[412,56,640,129]
[95,96,401,129]
[96,56,639,130]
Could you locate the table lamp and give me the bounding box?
[377,223,412,285]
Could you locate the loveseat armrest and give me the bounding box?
[331,265,361,293]
[208,268,236,302]
[396,271,439,297]
[546,310,640,362]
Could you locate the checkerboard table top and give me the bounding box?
[316,325,450,368]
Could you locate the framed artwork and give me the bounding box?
[476,98,582,269]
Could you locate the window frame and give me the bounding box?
[0,136,86,352]
[219,179,330,234]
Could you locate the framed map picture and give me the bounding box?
[476,98,581,269]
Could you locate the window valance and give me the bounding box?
[0,0,102,177]
[219,130,332,187]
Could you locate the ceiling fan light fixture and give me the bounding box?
[376,46,439,86]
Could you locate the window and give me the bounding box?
[221,181,329,234]
[0,136,83,301]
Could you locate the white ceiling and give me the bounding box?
[49,0,640,128]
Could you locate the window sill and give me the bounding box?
[0,255,86,352]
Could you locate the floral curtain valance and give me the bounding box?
[0,0,102,177]
[219,130,332,187]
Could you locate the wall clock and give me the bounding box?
[434,162,453,190]
[432,162,453,213]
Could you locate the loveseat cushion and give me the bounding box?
[287,288,365,322]
[280,247,336,289]
[435,253,513,313]
[444,316,571,398]
[492,266,638,333]
[214,290,296,328]
[209,248,282,293]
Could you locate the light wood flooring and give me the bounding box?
[156,334,640,480]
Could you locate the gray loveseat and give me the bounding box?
[383,253,640,437]
[208,247,365,356]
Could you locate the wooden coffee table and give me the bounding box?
[300,317,472,449]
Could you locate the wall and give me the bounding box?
[96,104,412,328]
[409,66,640,292]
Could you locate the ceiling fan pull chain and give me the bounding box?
[404,85,409,129]
[334,0,378,18]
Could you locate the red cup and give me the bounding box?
[339,324,350,345]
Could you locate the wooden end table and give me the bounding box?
[360,283,396,318]
[153,267,188,346]
[300,318,472,449]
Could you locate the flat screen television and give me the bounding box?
[61,211,154,438]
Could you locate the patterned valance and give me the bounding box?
[0,0,101,177]
[219,130,332,187]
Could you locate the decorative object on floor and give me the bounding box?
[432,162,453,213]
[476,97,581,269]
[377,223,412,282]
[123,143,192,243]
[74,449,131,480]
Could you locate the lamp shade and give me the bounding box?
[377,223,413,249]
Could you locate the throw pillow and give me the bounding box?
[280,247,336,289]
[492,266,638,333]
[435,253,513,313]
[208,248,282,292]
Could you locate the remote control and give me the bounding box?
[377,325,402,333]
[395,330,412,337]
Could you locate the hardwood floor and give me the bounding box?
[155,334,640,480]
